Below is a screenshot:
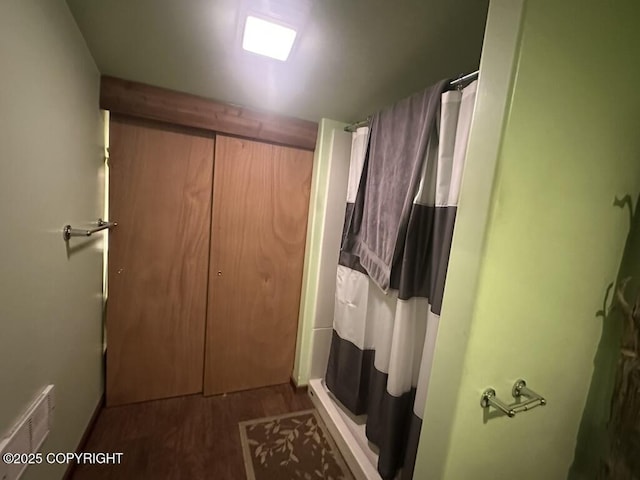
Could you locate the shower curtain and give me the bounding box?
[325,80,478,480]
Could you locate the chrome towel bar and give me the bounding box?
[480,379,546,418]
[63,218,117,241]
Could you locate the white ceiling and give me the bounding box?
[66,0,489,122]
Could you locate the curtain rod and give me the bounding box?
[449,69,479,88]
[344,117,371,133]
[344,70,479,133]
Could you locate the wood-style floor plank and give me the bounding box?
[71,384,312,480]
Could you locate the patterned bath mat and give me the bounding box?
[239,409,354,480]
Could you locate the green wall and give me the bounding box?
[417,0,640,478]
[0,1,104,479]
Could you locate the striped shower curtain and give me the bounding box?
[325,80,478,480]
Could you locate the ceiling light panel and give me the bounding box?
[242,15,297,61]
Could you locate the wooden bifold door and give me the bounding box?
[106,118,213,406]
[204,136,312,395]
[106,118,312,406]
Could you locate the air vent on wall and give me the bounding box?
[0,385,55,480]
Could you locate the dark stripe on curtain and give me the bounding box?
[338,203,457,314]
[400,414,423,480]
[392,204,457,311]
[326,331,418,480]
[325,330,373,414]
[366,370,416,480]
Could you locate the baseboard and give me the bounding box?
[289,376,308,394]
[62,393,105,480]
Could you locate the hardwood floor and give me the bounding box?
[71,384,312,480]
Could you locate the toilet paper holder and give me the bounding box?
[480,379,546,418]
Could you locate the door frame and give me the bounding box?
[414,0,526,477]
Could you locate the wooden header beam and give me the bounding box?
[100,76,318,151]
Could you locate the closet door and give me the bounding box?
[204,136,312,394]
[107,117,214,406]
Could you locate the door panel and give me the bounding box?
[107,118,214,406]
[205,136,312,394]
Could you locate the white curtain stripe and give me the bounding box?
[448,80,478,206]
[346,127,368,203]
